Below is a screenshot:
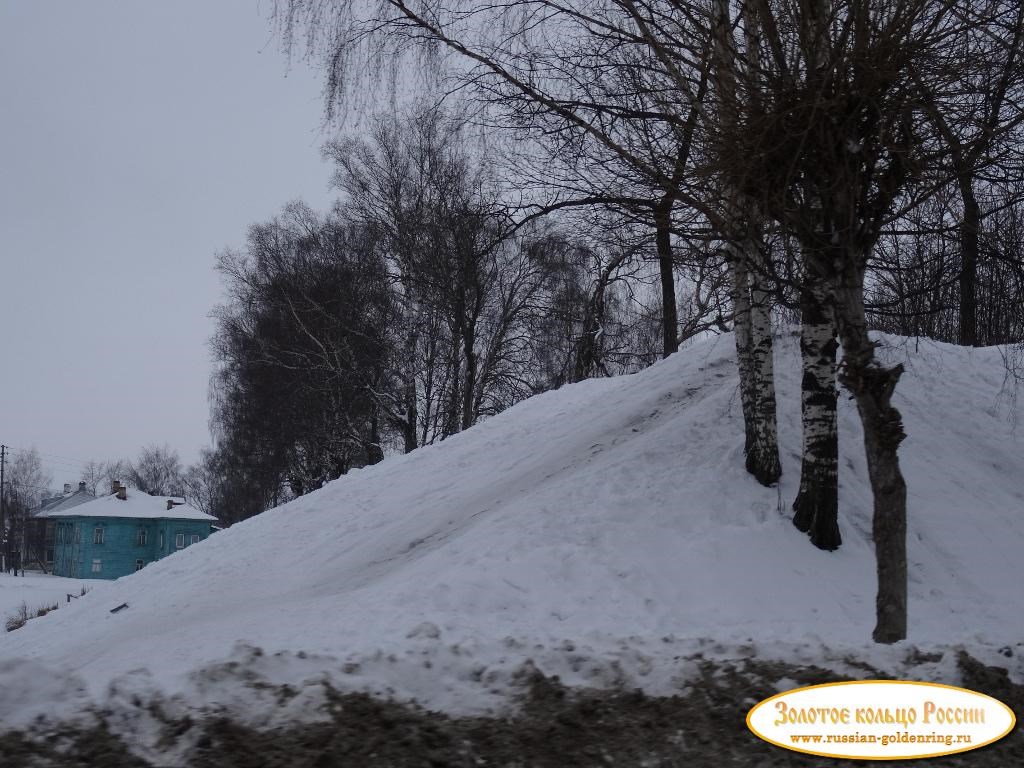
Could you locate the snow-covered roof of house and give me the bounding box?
[35,489,215,521]
[34,487,96,516]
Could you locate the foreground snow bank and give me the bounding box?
[1,331,1022,730]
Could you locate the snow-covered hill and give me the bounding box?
[1,331,1022,731]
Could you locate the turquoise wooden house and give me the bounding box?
[41,482,217,579]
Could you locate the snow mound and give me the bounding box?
[1,331,1022,727]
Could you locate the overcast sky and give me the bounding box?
[0,1,340,488]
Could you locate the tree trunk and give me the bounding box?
[833,255,908,644]
[712,0,779,485]
[402,330,419,453]
[574,251,627,382]
[792,277,841,550]
[462,338,477,431]
[729,243,757,458]
[745,231,782,485]
[443,335,462,438]
[729,239,780,485]
[574,289,603,383]
[367,410,384,465]
[958,177,980,347]
[655,205,680,358]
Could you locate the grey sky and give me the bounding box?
[1,1,338,488]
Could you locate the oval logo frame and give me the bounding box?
[746,680,1016,760]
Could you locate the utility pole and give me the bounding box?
[1,444,6,573]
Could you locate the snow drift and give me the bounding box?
[1,330,1022,729]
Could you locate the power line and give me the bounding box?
[7,447,99,467]
[5,480,59,492]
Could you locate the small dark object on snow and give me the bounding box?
[110,603,129,614]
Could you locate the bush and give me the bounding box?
[4,602,28,632]
[5,601,59,632]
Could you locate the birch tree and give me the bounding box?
[712,0,782,486]
[724,0,1010,641]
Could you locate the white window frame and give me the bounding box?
[93,527,104,545]
[190,534,200,545]
[175,533,185,549]
[135,559,144,571]
[159,531,165,548]
[91,558,102,573]
[137,527,148,546]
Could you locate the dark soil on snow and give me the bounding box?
[2,651,1019,767]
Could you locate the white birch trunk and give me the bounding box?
[745,227,782,485]
[792,269,841,550]
[728,244,757,459]
[716,0,781,486]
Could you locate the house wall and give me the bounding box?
[21,518,54,571]
[52,516,213,580]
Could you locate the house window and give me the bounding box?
[159,531,164,549]
[91,559,102,573]
[135,559,144,571]
[175,533,185,549]
[137,527,148,546]
[190,534,200,545]
[93,527,104,544]
[74,526,81,544]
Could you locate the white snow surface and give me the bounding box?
[34,491,213,520]
[0,573,101,623]
[1,331,1022,735]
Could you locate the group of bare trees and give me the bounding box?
[205,109,672,521]
[79,449,185,498]
[868,189,1024,345]
[274,0,1023,643]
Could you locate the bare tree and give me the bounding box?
[127,444,184,496]
[182,449,223,519]
[213,204,394,494]
[712,0,783,486]
[327,107,567,441]
[78,459,108,497]
[5,447,52,571]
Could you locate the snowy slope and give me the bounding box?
[1,331,1022,730]
[0,573,101,623]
